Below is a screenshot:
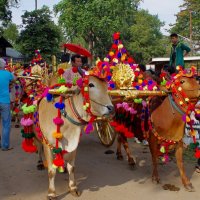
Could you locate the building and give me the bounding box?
[148,56,200,75]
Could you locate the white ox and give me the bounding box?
[38,72,114,199]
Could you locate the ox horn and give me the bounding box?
[78,66,85,77]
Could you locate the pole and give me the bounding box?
[35,0,37,10]
[189,10,193,54]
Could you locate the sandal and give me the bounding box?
[1,147,14,151]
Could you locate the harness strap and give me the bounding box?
[69,97,87,123]
[60,109,86,126]
[168,95,185,116]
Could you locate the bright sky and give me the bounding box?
[11,0,183,35]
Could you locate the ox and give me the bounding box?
[116,72,200,191]
[38,68,114,199]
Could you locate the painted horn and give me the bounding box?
[78,66,85,77]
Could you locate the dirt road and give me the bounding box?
[0,124,200,200]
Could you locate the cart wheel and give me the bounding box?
[95,120,116,147]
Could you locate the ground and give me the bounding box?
[0,123,200,200]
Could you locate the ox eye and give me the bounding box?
[180,80,185,84]
[89,83,95,88]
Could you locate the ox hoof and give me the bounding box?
[128,157,136,167]
[185,183,195,192]
[47,196,57,200]
[70,189,81,197]
[116,153,123,160]
[152,176,160,184]
[37,163,45,170]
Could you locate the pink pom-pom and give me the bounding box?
[20,118,34,126]
[76,78,83,88]
[53,117,64,125]
[116,103,122,109]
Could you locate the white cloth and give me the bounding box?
[184,101,200,145]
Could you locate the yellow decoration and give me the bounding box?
[121,54,126,61]
[52,132,63,139]
[118,44,123,49]
[189,130,197,137]
[104,57,109,62]
[178,87,182,91]
[179,101,183,105]
[109,51,114,56]
[112,63,135,89]
[85,103,90,107]
[186,116,191,123]
[138,79,143,84]
[84,87,88,92]
[185,98,189,102]
[113,58,118,63]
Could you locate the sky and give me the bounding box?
[11,0,184,35]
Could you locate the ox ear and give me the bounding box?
[78,66,85,77]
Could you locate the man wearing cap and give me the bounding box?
[0,58,15,150]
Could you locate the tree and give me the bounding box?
[3,22,19,46]
[0,0,19,33]
[54,0,141,58]
[127,10,166,63]
[170,0,200,53]
[17,6,63,61]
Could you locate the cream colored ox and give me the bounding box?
[38,69,114,199]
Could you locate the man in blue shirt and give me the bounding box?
[0,58,14,150]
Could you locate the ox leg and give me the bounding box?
[43,144,57,199]
[175,141,194,191]
[148,133,160,183]
[121,134,135,166]
[66,150,81,197]
[116,134,124,160]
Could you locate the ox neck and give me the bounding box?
[66,92,91,123]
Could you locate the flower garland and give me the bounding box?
[110,102,136,138]
[20,103,37,152]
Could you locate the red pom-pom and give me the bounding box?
[22,139,37,153]
[113,32,120,40]
[84,78,89,84]
[110,121,118,127]
[72,67,78,73]
[58,68,64,75]
[66,83,72,88]
[124,131,134,138]
[128,57,134,64]
[53,158,64,167]
[195,148,200,158]
[112,44,118,49]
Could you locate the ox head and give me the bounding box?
[174,69,200,103]
[78,67,114,117]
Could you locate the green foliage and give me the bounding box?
[0,0,19,32]
[54,0,139,58]
[170,0,200,52]
[54,0,165,63]
[17,6,63,61]
[3,22,19,46]
[127,10,166,63]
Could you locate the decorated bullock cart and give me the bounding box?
[12,32,199,198]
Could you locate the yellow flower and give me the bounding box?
[52,132,63,139]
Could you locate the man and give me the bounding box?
[169,33,191,74]
[63,54,83,84]
[0,58,15,151]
